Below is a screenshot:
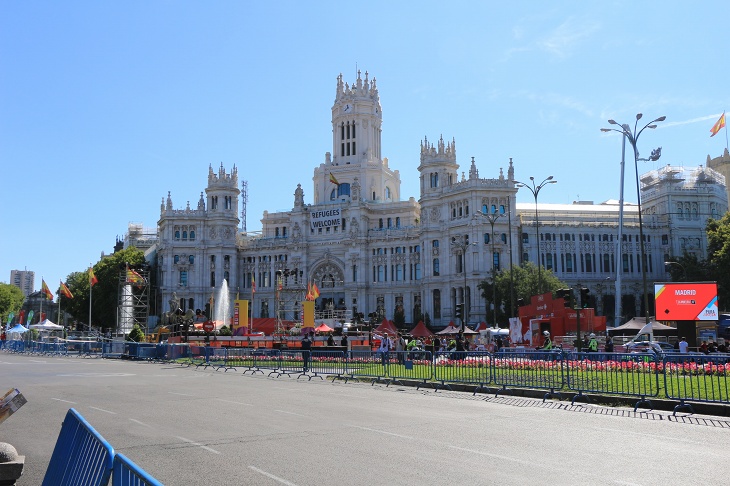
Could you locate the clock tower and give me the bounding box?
[314,71,400,204]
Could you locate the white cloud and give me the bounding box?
[538,17,601,59]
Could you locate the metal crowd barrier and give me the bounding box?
[564,352,660,410]
[433,351,490,392]
[663,353,730,414]
[112,453,163,486]
[493,350,566,400]
[304,350,347,380]
[42,408,115,486]
[343,350,389,383]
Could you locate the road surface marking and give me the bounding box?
[215,398,253,406]
[168,391,195,397]
[274,410,308,417]
[348,425,413,439]
[249,466,299,486]
[130,419,152,428]
[89,406,116,414]
[51,398,76,404]
[175,436,221,454]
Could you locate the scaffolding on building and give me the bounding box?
[274,269,306,334]
[117,266,151,335]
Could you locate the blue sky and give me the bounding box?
[2,1,728,294]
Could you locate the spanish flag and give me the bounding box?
[710,112,725,137]
[251,274,256,294]
[41,279,54,300]
[312,282,320,299]
[127,268,144,285]
[89,267,98,287]
[329,173,339,185]
[60,281,74,299]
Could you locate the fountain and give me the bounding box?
[213,279,231,330]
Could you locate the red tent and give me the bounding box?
[474,322,489,332]
[374,319,399,336]
[408,321,434,337]
[436,324,478,335]
[315,323,334,333]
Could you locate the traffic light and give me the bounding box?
[579,287,591,308]
[455,303,464,320]
[556,288,572,307]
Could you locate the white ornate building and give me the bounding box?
[148,71,728,328]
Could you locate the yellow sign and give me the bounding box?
[233,300,249,336]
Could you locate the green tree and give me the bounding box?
[0,283,25,325]
[127,323,145,342]
[705,213,730,311]
[392,308,406,328]
[478,262,567,326]
[64,247,146,333]
[219,325,232,336]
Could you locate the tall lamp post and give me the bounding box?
[477,209,504,326]
[514,176,557,294]
[601,114,665,324]
[451,235,471,331]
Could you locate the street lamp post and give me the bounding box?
[451,235,471,331]
[514,176,557,294]
[601,114,665,324]
[477,209,504,326]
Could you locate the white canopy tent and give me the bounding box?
[29,320,64,331]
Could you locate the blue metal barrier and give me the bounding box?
[433,351,491,393]
[385,351,433,388]
[493,350,565,400]
[564,352,660,410]
[42,408,115,486]
[663,353,730,414]
[344,351,388,384]
[303,350,347,380]
[112,453,163,486]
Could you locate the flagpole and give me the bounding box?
[89,267,93,334]
[724,111,728,151]
[57,284,61,327]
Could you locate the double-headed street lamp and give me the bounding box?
[451,235,471,331]
[477,209,503,326]
[601,114,665,324]
[514,176,557,294]
[664,260,686,282]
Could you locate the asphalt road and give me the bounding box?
[1,353,728,486]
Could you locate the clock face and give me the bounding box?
[344,104,352,113]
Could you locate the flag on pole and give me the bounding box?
[41,279,54,300]
[126,268,144,286]
[305,282,314,301]
[251,274,256,294]
[312,282,320,299]
[89,267,98,287]
[329,173,340,185]
[60,281,74,299]
[710,112,726,137]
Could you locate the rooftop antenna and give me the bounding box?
[241,179,248,233]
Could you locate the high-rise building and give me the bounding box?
[10,269,34,297]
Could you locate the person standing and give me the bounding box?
[587,333,598,352]
[301,333,312,372]
[377,333,391,366]
[341,333,348,353]
[0,330,6,350]
[495,335,503,352]
[542,331,553,351]
[678,337,689,354]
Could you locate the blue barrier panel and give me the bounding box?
[42,408,115,486]
[385,351,433,387]
[222,347,259,373]
[344,351,389,383]
[304,350,347,380]
[103,342,125,359]
[492,350,565,399]
[188,345,209,368]
[564,352,660,409]
[433,351,491,392]
[252,349,281,375]
[208,347,229,370]
[663,353,730,414]
[277,350,306,377]
[112,453,162,486]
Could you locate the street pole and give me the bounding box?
[477,209,503,326]
[514,176,557,295]
[602,114,665,324]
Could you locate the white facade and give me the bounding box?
[150,72,727,327]
[10,269,34,297]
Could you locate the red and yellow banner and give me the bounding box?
[60,281,73,299]
[710,113,725,137]
[89,267,98,287]
[41,279,54,300]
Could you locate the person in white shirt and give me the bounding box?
[678,337,689,354]
[376,333,392,366]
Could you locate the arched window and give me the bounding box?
[174,230,180,239]
[330,189,336,200]
[433,258,440,276]
[385,187,392,199]
[190,229,196,240]
[484,233,490,244]
[337,183,351,197]
[189,255,194,264]
[432,240,439,248]
[174,255,180,264]
[182,230,188,240]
